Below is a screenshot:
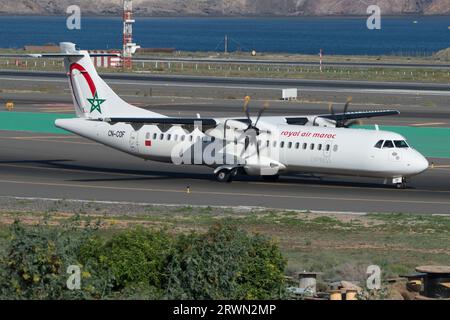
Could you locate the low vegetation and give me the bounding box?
[0,201,448,300]
[0,218,286,300]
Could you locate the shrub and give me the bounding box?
[0,221,287,300]
[0,219,95,299]
[78,228,172,298]
[165,223,287,300]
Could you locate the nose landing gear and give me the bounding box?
[393,177,407,189]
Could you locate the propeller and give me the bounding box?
[242,96,270,136]
[238,96,270,158]
[328,96,360,128]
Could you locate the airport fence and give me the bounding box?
[0,58,449,83]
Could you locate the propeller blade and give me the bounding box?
[254,102,269,128]
[256,140,261,158]
[343,96,352,115]
[243,96,251,123]
[328,103,335,116]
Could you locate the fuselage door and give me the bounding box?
[130,130,139,153]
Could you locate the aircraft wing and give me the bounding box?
[105,110,398,127]
[104,117,218,126]
[286,110,400,124]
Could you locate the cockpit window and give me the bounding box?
[383,140,394,148]
[394,140,409,148]
[374,140,384,149]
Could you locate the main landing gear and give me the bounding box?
[214,167,239,183]
[214,166,280,183]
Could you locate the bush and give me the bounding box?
[78,228,172,298]
[0,221,287,300]
[165,223,287,300]
[0,219,95,299]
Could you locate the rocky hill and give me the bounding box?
[0,0,449,16]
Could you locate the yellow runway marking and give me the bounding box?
[0,179,449,206]
[0,163,150,178]
[249,181,450,194]
[410,122,447,127]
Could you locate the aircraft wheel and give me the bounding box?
[395,180,407,189]
[262,175,280,182]
[216,169,233,183]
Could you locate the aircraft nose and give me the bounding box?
[414,154,429,174]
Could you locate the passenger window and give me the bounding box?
[333,145,338,152]
[318,144,322,151]
[273,141,277,148]
[288,142,292,149]
[146,133,150,139]
[310,144,315,150]
[326,144,331,151]
[181,135,185,142]
[383,140,394,148]
[266,140,270,147]
[174,134,178,141]
[153,133,157,140]
[295,142,300,149]
[280,141,285,148]
[374,140,384,149]
[167,134,171,141]
[160,134,164,140]
[303,143,307,150]
[394,140,409,148]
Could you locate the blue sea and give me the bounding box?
[0,16,449,55]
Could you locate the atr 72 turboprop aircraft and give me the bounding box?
[11,43,429,188]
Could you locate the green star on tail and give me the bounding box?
[87,92,105,114]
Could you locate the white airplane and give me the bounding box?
[9,43,429,188]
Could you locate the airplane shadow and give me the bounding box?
[0,158,402,190]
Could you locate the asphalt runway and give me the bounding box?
[1,131,450,214]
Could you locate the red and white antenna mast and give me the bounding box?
[122,0,140,69]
